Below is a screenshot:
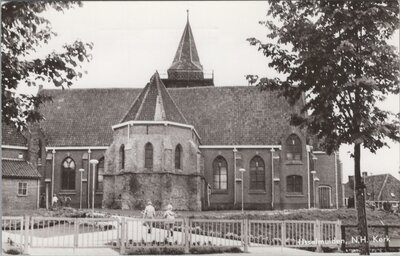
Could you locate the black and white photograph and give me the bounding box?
[1,1,400,256]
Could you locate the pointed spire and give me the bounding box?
[121,72,187,124]
[167,11,203,80]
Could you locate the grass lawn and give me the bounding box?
[5,207,398,226]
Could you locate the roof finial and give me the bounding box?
[187,9,189,22]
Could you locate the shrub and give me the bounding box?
[125,247,184,255]
[383,202,392,212]
[189,246,242,254]
[5,247,23,255]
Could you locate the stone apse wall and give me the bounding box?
[102,124,203,211]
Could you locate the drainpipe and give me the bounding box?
[334,152,339,209]
[51,149,55,199]
[270,148,275,209]
[307,151,310,209]
[37,179,40,208]
[233,148,238,205]
[128,124,130,140]
[87,149,91,208]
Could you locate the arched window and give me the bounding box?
[145,143,153,169]
[250,156,265,190]
[286,134,302,160]
[61,157,76,190]
[175,144,182,169]
[213,156,228,190]
[96,157,104,191]
[119,144,125,170]
[286,175,302,193]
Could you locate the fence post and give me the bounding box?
[120,217,126,255]
[281,221,286,247]
[315,220,322,252]
[243,218,249,253]
[335,220,342,251]
[74,219,79,248]
[184,218,190,254]
[384,225,389,252]
[340,224,346,252]
[23,215,29,254]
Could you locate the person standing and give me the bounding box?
[163,204,176,238]
[143,201,155,233]
[51,194,58,208]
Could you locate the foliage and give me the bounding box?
[126,247,185,255]
[247,0,400,154]
[189,246,242,254]
[1,1,93,129]
[382,201,392,212]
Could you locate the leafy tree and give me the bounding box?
[2,1,93,129]
[248,1,399,254]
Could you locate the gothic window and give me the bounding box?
[213,156,227,190]
[96,157,104,191]
[119,144,125,170]
[286,175,302,193]
[250,156,265,190]
[145,143,153,169]
[175,144,182,169]
[286,134,302,160]
[61,157,76,190]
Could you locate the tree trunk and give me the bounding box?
[354,143,370,255]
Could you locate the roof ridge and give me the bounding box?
[134,82,151,121]
[2,158,25,161]
[158,76,188,124]
[377,174,390,200]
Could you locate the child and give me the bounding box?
[163,204,176,237]
[143,201,155,233]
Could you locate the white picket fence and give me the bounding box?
[2,216,341,254]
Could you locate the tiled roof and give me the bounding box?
[169,18,202,71]
[2,124,27,147]
[2,159,41,179]
[122,72,188,124]
[344,174,400,201]
[38,85,298,147]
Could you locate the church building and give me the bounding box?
[5,15,343,211]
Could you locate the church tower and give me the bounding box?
[162,11,214,88]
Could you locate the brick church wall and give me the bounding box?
[314,152,342,208]
[43,149,105,208]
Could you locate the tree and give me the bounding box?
[248,1,400,254]
[2,1,93,129]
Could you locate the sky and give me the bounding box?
[22,1,400,182]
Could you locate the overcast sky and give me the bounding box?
[25,1,400,182]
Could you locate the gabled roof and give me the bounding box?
[168,15,202,71]
[2,123,27,147]
[38,86,297,147]
[121,72,188,124]
[345,174,400,201]
[2,159,41,179]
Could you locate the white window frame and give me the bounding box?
[17,182,28,196]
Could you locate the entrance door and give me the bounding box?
[318,186,332,209]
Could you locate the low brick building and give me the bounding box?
[2,125,41,211]
[15,15,343,211]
